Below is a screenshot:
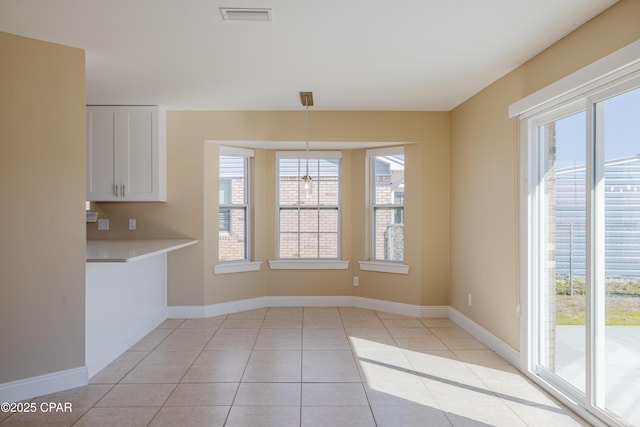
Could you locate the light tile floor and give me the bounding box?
[0,307,589,426]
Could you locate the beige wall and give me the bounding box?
[90,111,450,307]
[450,0,640,349]
[4,0,636,393]
[4,1,634,389]
[0,32,86,383]
[85,0,640,356]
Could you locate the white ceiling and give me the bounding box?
[0,0,618,111]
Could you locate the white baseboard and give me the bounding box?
[0,367,87,403]
[166,305,208,318]
[205,297,266,317]
[353,296,449,318]
[168,296,355,319]
[448,307,520,367]
[420,306,451,318]
[169,295,419,319]
[168,296,519,370]
[265,295,353,307]
[0,296,520,405]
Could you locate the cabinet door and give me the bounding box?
[86,108,118,201]
[119,107,157,201]
[87,106,165,202]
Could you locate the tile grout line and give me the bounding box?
[16,306,588,427]
[72,319,186,426]
[148,315,230,426]
[222,311,263,427]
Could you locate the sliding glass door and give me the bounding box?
[535,109,587,396]
[593,85,640,424]
[529,79,640,426]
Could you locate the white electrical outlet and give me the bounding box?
[353,276,359,287]
[516,304,522,317]
[97,219,110,231]
[128,218,137,230]
[468,293,472,306]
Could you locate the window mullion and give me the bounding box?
[244,157,250,260]
[298,160,301,258]
[588,97,607,411]
[316,159,320,258]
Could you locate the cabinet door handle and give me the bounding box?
[114,183,118,197]
[122,184,126,198]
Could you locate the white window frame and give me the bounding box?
[215,146,261,274]
[512,39,640,427]
[270,150,348,270]
[359,146,409,275]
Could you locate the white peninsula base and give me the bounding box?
[85,239,196,378]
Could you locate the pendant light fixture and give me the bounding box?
[300,91,314,197]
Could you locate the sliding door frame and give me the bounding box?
[519,71,640,427]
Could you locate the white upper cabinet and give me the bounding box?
[86,106,166,202]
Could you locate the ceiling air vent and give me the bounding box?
[220,8,272,22]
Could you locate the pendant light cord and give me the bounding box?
[305,99,310,177]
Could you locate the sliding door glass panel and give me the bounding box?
[538,111,587,393]
[596,86,640,425]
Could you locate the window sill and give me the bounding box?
[214,261,262,275]
[268,260,350,270]
[358,261,410,275]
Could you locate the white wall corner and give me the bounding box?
[0,367,88,403]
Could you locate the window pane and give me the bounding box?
[374,156,404,205]
[598,86,640,423]
[319,209,339,233]
[219,208,230,232]
[279,233,299,258]
[300,209,318,232]
[220,156,245,204]
[279,209,299,233]
[373,207,404,261]
[219,179,231,204]
[319,233,339,258]
[279,159,300,206]
[539,111,587,393]
[219,207,246,261]
[299,159,319,206]
[279,178,299,206]
[318,159,340,206]
[299,233,319,258]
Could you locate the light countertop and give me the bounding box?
[86,239,198,262]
